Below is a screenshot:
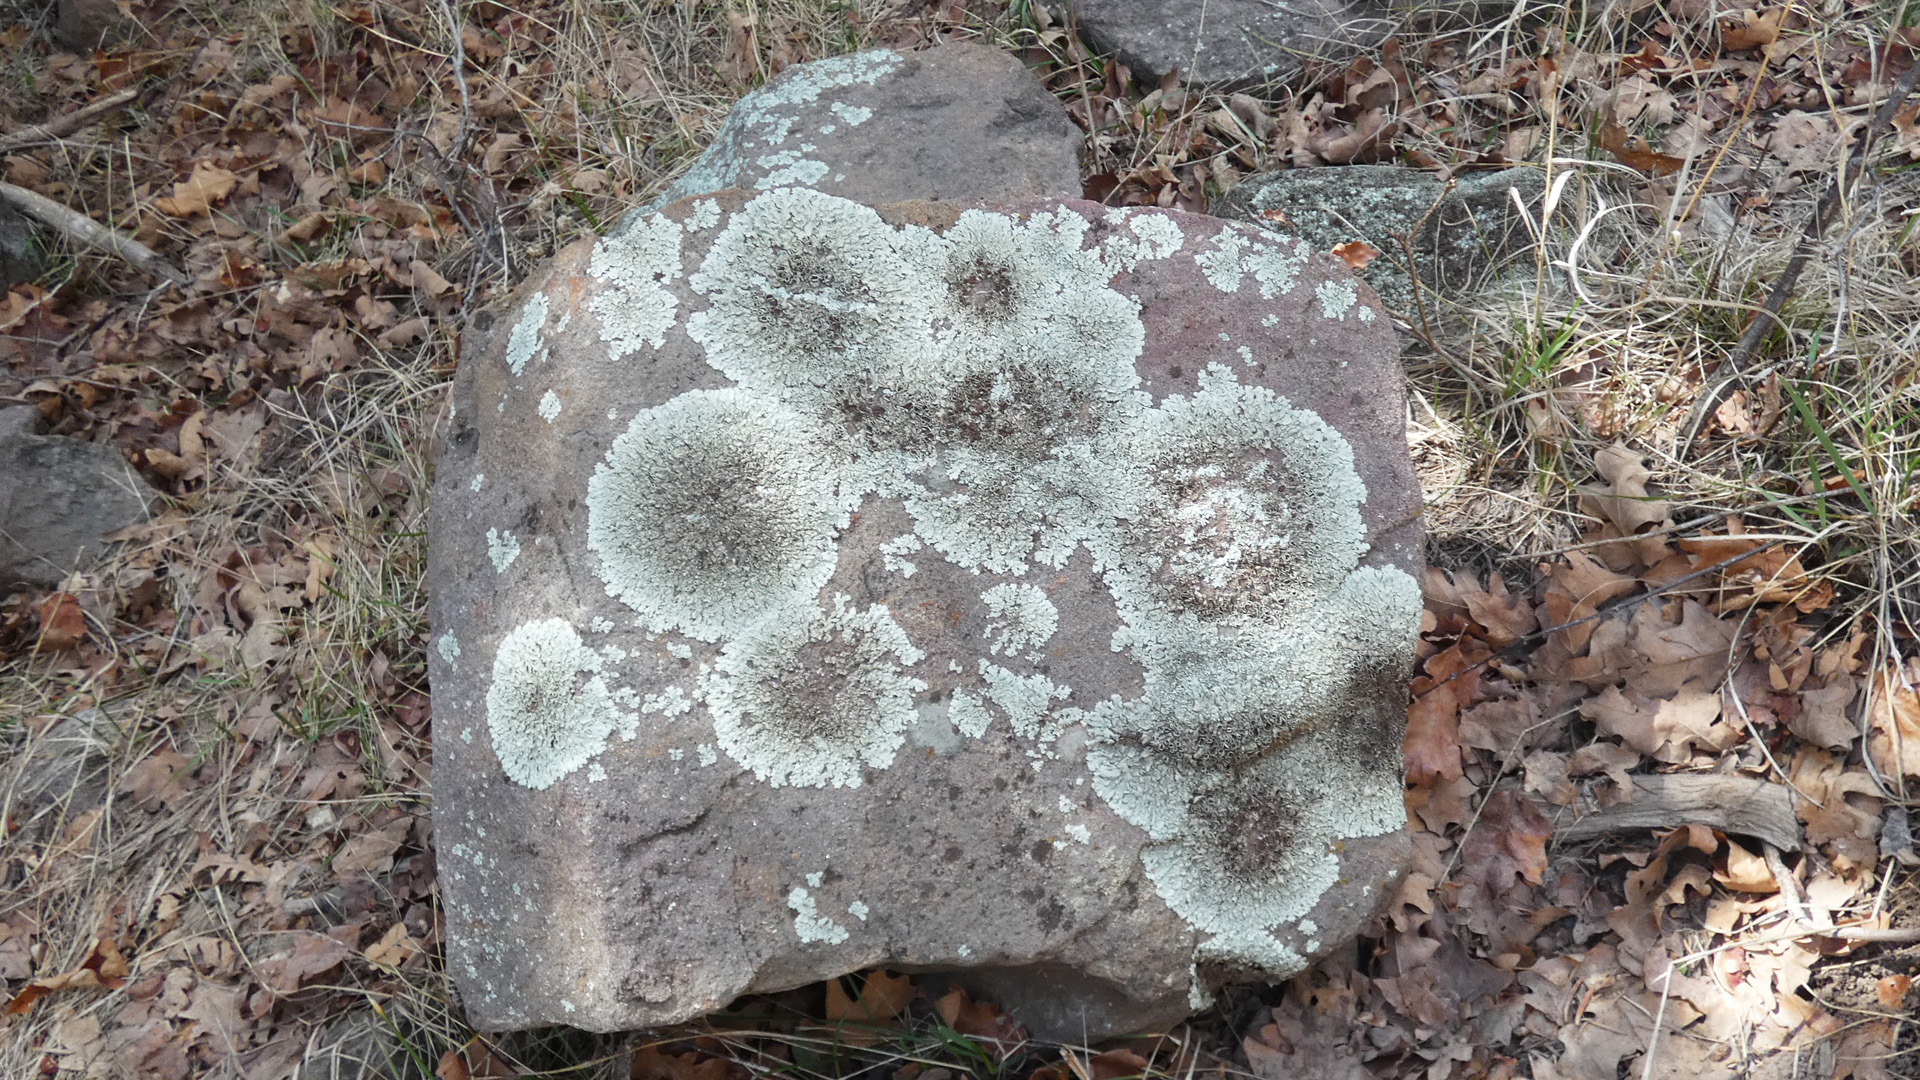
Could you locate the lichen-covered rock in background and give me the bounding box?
[1,407,154,592]
[1054,0,1394,88]
[1217,165,1547,314]
[637,43,1083,216]
[428,188,1423,1041]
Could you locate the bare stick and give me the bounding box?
[0,87,141,154]
[0,182,186,286]
[1678,58,1920,457]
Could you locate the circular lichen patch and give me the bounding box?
[587,389,855,642]
[1123,369,1370,623]
[704,597,929,788]
[485,618,624,789]
[687,187,940,396]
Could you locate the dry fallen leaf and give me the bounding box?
[1866,660,1920,779]
[1459,789,1552,889]
[1720,7,1784,50]
[34,591,88,650]
[154,161,240,217]
[1331,241,1380,270]
[1580,685,1736,762]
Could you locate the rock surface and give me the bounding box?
[1056,0,1394,87]
[1,407,154,591]
[429,188,1422,1040]
[640,44,1083,214]
[1,204,43,289]
[56,0,133,50]
[1217,165,1547,313]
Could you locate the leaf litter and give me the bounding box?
[2,0,1918,1077]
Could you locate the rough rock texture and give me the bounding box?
[639,44,1083,214]
[56,0,133,50]
[1,407,154,591]
[429,188,1422,1040]
[1056,0,1395,87]
[1,204,43,289]
[1217,165,1547,313]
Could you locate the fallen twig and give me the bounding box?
[1558,774,1801,850]
[0,181,186,286]
[0,87,141,154]
[1678,57,1920,457]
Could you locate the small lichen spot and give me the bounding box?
[788,887,849,945]
[487,528,521,573]
[505,292,548,376]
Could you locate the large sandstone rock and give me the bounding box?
[1,407,154,591]
[1055,0,1394,88]
[429,188,1422,1040]
[640,44,1083,214]
[1217,166,1547,314]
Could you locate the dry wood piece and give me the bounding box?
[0,86,141,154]
[0,181,186,286]
[1558,773,1802,851]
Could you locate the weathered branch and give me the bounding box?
[0,87,141,154]
[0,181,186,286]
[1557,774,1802,850]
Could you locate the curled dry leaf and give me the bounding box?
[153,161,239,217]
[1720,7,1784,51]
[34,591,88,649]
[933,984,1027,1059]
[1866,659,1920,780]
[1331,240,1380,270]
[2,935,129,1015]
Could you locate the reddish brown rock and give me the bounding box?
[428,188,1421,1040]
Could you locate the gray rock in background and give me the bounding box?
[1057,0,1396,88]
[430,188,1422,1041]
[1217,165,1547,314]
[1,204,44,289]
[1,407,154,591]
[637,43,1083,216]
[56,0,134,50]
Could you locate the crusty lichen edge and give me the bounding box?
[443,187,1419,994]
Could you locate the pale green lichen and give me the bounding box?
[586,389,856,642]
[982,583,1058,658]
[1194,227,1310,299]
[948,689,993,738]
[788,886,850,944]
[1316,279,1359,321]
[643,51,902,210]
[704,596,928,788]
[485,618,628,789]
[486,528,520,573]
[505,291,548,375]
[436,631,461,664]
[687,187,941,399]
[588,211,683,358]
[538,390,562,422]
